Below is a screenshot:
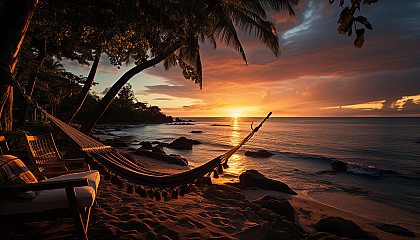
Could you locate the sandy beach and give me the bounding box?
[1,150,419,240]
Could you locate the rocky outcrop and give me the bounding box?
[304,232,344,240]
[167,137,201,150]
[120,152,140,166]
[234,170,297,195]
[373,223,416,237]
[245,150,274,158]
[104,139,128,148]
[139,141,153,150]
[134,149,188,166]
[252,195,295,222]
[315,217,378,240]
[331,160,347,172]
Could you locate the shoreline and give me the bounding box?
[86,129,420,239]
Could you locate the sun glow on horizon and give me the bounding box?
[232,113,239,118]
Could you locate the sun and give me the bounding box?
[232,113,239,118]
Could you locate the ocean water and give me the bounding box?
[106,117,420,231]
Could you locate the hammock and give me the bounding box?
[7,68,271,198]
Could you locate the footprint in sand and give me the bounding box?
[177,217,196,229]
[143,219,160,228]
[177,217,206,229]
[154,225,180,240]
[116,206,132,214]
[198,212,209,217]
[210,231,223,237]
[185,232,204,239]
[161,209,177,216]
[210,217,232,226]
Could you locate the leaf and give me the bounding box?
[340,0,345,7]
[348,26,353,36]
[329,0,335,4]
[356,27,365,36]
[355,16,373,30]
[354,28,365,48]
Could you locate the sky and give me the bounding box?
[64,0,420,117]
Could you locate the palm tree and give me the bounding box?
[79,0,299,134]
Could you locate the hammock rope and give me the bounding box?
[4,66,271,199]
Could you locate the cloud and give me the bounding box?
[81,0,420,117]
[260,90,272,104]
[153,98,173,101]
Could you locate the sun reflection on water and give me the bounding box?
[226,117,245,175]
[224,154,245,175]
[230,117,240,145]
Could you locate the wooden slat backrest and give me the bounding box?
[25,133,62,168]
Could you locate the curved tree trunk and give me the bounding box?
[63,53,101,124]
[0,0,39,131]
[80,42,181,135]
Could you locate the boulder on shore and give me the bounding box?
[252,195,295,222]
[190,130,203,133]
[235,170,297,195]
[104,139,128,148]
[373,223,416,237]
[331,160,347,172]
[315,217,378,240]
[139,141,153,150]
[167,137,201,150]
[134,149,188,166]
[245,150,274,158]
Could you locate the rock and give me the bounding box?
[167,137,201,150]
[167,154,188,166]
[104,139,128,148]
[245,150,274,158]
[331,161,347,172]
[304,232,344,240]
[267,230,292,240]
[203,185,247,202]
[190,130,202,133]
[234,223,270,240]
[151,146,165,154]
[373,223,416,237]
[134,150,188,166]
[252,195,295,222]
[315,217,378,240]
[139,141,153,150]
[157,142,169,148]
[238,170,297,195]
[120,152,139,165]
[257,208,286,222]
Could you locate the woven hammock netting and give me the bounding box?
[8,68,271,199]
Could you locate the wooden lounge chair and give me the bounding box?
[0,155,100,240]
[24,133,90,179]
